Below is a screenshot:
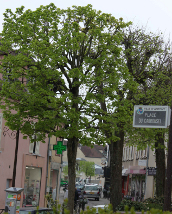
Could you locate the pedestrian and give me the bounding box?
[64,185,68,200]
[103,188,107,198]
[74,187,79,210]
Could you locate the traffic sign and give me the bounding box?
[133,105,170,128]
[53,141,66,154]
[138,160,147,166]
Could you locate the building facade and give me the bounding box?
[45,135,62,202]
[0,112,48,208]
[122,144,164,200]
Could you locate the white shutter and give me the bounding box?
[29,135,35,153]
[127,147,129,160]
[124,147,127,161]
[142,149,145,158]
[35,141,40,155]
[131,146,134,160]
[129,146,132,160]
[29,142,34,153]
[122,147,125,161]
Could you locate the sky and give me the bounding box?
[0,0,172,42]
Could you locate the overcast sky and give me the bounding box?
[0,0,172,42]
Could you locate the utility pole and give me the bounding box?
[164,109,172,211]
[12,129,19,187]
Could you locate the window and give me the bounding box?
[29,135,40,155]
[3,66,19,83]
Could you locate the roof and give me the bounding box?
[80,145,105,158]
[94,145,106,151]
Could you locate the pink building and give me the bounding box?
[0,114,48,209]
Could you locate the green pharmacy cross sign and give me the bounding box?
[53,141,66,154]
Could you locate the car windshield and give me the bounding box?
[76,185,84,189]
[85,186,98,191]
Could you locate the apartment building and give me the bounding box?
[122,144,158,201]
[0,112,49,208]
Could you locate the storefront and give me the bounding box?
[48,162,61,200]
[23,166,42,207]
[122,169,129,197]
[126,166,146,201]
[130,174,146,201]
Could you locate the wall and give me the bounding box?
[145,148,156,199]
[0,122,48,209]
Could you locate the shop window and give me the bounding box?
[29,135,40,155]
[23,166,42,207]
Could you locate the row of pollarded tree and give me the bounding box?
[0,4,171,213]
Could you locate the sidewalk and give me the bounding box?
[58,187,65,204]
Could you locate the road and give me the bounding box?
[58,187,109,209]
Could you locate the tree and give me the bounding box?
[0,4,129,213]
[96,25,171,211]
[79,161,95,178]
[123,26,172,205]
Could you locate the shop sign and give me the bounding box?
[51,162,61,170]
[148,167,156,176]
[53,141,66,154]
[133,105,170,128]
[138,160,147,166]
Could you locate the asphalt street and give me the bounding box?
[58,187,109,209]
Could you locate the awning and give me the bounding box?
[125,166,146,175]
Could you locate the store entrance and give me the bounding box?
[23,166,42,207]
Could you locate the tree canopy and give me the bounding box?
[0,4,130,213]
[79,161,95,177]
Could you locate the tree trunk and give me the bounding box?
[67,138,78,214]
[164,109,172,211]
[109,129,124,212]
[155,131,165,197]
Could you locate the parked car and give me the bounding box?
[85,183,102,195]
[84,184,100,201]
[75,184,85,195]
[19,207,53,214]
